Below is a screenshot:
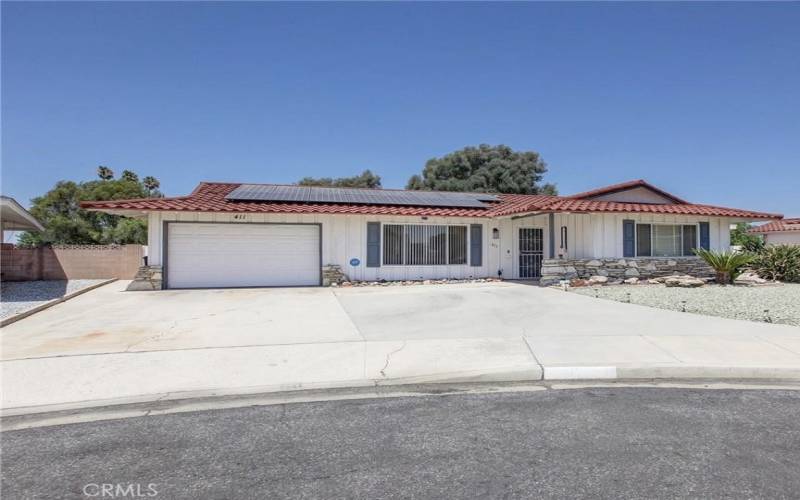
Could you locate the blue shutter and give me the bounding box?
[699,222,710,250]
[367,222,381,267]
[623,220,635,257]
[470,224,482,267]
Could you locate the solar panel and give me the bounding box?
[225,184,499,208]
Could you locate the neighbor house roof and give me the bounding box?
[81,181,783,220]
[748,218,800,233]
[1,196,45,232]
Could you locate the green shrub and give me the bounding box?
[730,223,765,252]
[693,248,754,285]
[750,245,800,283]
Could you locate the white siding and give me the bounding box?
[551,213,731,259]
[148,211,493,282]
[143,210,735,284]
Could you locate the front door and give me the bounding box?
[518,228,544,278]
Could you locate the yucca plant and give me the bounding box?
[693,248,754,285]
[750,244,800,283]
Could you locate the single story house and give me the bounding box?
[82,179,782,289]
[748,218,800,246]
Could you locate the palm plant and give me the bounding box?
[693,248,754,285]
[97,165,114,180]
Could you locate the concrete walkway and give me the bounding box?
[2,280,799,414]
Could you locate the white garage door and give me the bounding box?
[166,223,320,288]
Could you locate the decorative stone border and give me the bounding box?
[540,257,714,286]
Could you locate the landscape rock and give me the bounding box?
[735,271,770,286]
[624,268,640,277]
[664,277,705,288]
[588,275,608,284]
[623,277,639,285]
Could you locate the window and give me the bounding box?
[448,226,467,264]
[682,225,697,256]
[653,225,681,256]
[636,224,651,257]
[635,224,698,257]
[382,224,468,266]
[560,226,568,250]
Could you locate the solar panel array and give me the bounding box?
[225,184,499,208]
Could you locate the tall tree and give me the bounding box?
[97,165,114,180]
[121,170,139,183]
[298,169,382,189]
[142,176,160,194]
[406,144,556,194]
[18,170,163,247]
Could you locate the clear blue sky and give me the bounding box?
[2,2,798,215]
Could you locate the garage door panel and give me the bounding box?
[166,223,320,288]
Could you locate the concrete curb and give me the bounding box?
[3,378,800,432]
[0,279,117,328]
[542,365,800,381]
[3,364,800,420]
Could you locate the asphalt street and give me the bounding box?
[2,387,800,499]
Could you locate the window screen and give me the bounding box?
[383,224,468,266]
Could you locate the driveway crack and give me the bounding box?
[379,341,407,378]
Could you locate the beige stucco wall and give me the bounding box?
[586,186,677,204]
[764,231,800,246]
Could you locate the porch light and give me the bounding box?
[492,228,500,239]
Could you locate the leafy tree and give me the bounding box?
[405,144,556,194]
[17,170,162,247]
[97,165,114,180]
[121,170,139,183]
[298,170,382,189]
[730,223,764,252]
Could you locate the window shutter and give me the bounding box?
[367,222,381,267]
[699,222,710,250]
[623,220,635,257]
[470,224,482,267]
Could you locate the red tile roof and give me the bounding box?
[81,181,783,220]
[568,179,689,204]
[748,218,800,233]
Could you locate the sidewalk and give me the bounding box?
[3,330,799,415]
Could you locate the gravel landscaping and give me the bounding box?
[572,283,800,327]
[0,280,107,320]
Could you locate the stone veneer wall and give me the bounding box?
[540,258,714,286]
[127,265,163,291]
[322,264,349,286]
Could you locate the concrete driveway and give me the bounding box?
[6,279,798,361]
[1,280,364,360]
[2,280,799,413]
